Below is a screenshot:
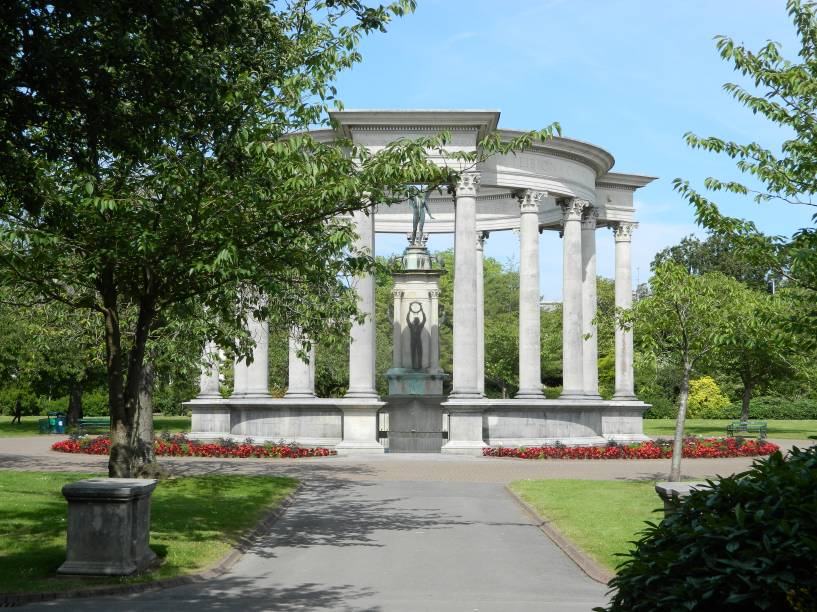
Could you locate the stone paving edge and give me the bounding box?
[504,485,615,586]
[0,481,305,608]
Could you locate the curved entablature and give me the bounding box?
[303,110,655,233]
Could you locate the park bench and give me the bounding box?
[726,420,768,440]
[77,417,110,435]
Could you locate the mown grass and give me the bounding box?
[0,470,297,594]
[0,415,192,438]
[643,418,817,440]
[509,479,662,571]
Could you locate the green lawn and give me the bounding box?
[0,415,191,437]
[643,418,817,440]
[0,470,297,594]
[510,479,663,571]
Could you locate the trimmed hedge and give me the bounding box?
[599,446,817,611]
[642,396,817,420]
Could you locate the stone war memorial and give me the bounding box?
[187,109,655,454]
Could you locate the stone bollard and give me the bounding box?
[58,478,158,575]
[655,481,710,517]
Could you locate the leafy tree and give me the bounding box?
[624,263,737,480]
[653,233,775,291]
[674,0,817,304]
[715,286,796,420]
[0,0,440,477]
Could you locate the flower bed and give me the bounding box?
[52,434,335,458]
[483,437,779,460]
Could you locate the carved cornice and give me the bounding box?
[455,172,480,197]
[612,222,637,242]
[581,207,599,230]
[559,198,590,222]
[516,189,546,214]
[596,182,637,192]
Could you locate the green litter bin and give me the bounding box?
[38,418,50,434]
[46,411,66,434]
[54,413,66,434]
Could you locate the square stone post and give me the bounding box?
[58,478,158,576]
[516,190,545,399]
[581,208,601,398]
[613,222,637,399]
[450,172,481,399]
[285,331,316,398]
[560,198,588,399]
[346,205,378,399]
[476,231,487,395]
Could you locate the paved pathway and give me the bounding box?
[4,436,808,611]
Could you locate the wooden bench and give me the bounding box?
[77,417,110,434]
[726,420,768,439]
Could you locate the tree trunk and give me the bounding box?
[669,363,692,482]
[67,379,83,427]
[134,358,156,469]
[741,383,753,422]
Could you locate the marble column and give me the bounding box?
[560,198,588,399]
[285,331,316,398]
[613,222,637,399]
[581,208,601,399]
[392,289,403,368]
[345,205,378,399]
[429,288,441,373]
[476,231,488,395]
[516,190,545,399]
[243,314,270,397]
[450,172,481,399]
[198,341,221,398]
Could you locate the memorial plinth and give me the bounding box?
[58,478,158,576]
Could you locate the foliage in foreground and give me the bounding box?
[483,438,778,460]
[51,434,333,458]
[599,446,817,612]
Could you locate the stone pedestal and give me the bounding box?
[58,478,158,576]
[335,401,385,454]
[387,396,445,453]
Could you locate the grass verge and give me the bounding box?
[0,470,298,594]
[509,479,662,571]
[0,415,192,437]
[643,418,817,440]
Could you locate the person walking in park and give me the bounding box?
[10,397,22,425]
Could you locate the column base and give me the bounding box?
[559,389,587,400]
[583,393,603,400]
[284,392,317,399]
[196,392,222,400]
[344,390,381,400]
[515,389,545,400]
[448,391,483,400]
[612,393,638,401]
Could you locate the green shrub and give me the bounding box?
[0,388,40,416]
[687,376,731,418]
[600,446,817,611]
[734,396,817,420]
[642,396,675,419]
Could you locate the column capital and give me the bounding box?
[559,198,590,222]
[581,206,599,230]
[613,222,637,242]
[391,288,403,299]
[455,172,480,197]
[516,189,546,214]
[476,230,489,249]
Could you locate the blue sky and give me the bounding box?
[333,0,811,300]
